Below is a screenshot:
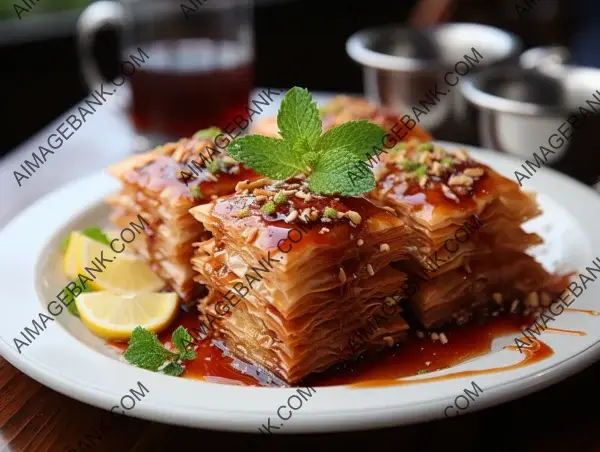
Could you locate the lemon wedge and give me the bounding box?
[63,231,87,279]
[76,292,179,340]
[74,234,164,293]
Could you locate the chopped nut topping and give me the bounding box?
[448,174,474,186]
[274,191,288,205]
[425,360,432,366]
[416,330,425,338]
[383,336,394,347]
[454,149,469,161]
[430,161,443,176]
[430,332,439,341]
[339,267,347,283]
[357,239,364,246]
[380,243,390,252]
[441,184,460,203]
[540,292,552,307]
[261,201,276,215]
[492,292,503,305]
[300,208,312,222]
[525,292,539,308]
[439,332,448,345]
[282,189,297,197]
[510,299,520,313]
[366,264,375,276]
[255,195,267,202]
[318,227,330,234]
[285,209,299,223]
[345,210,362,225]
[236,207,250,218]
[295,191,311,201]
[463,167,485,178]
[235,177,272,192]
[324,207,338,219]
[254,189,277,197]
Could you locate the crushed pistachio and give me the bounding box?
[413,164,428,177]
[205,160,220,174]
[401,160,420,171]
[236,207,250,218]
[324,207,338,219]
[417,369,428,375]
[261,201,277,215]
[274,191,287,205]
[391,142,407,153]
[440,157,455,168]
[418,143,434,152]
[190,185,204,199]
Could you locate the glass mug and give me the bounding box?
[77,0,254,150]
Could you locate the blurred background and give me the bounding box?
[1,0,599,185]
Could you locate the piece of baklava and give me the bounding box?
[106,133,260,303]
[189,178,410,384]
[368,140,565,327]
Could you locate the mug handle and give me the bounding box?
[76,1,126,90]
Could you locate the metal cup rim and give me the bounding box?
[345,22,522,73]
[461,66,566,117]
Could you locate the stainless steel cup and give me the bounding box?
[346,23,522,143]
[461,66,568,162]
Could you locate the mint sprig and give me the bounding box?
[227,87,387,196]
[124,326,197,377]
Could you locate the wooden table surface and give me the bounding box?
[1,354,599,452]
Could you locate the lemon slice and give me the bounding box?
[76,292,179,340]
[76,235,165,293]
[63,231,87,279]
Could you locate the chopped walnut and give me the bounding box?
[366,264,375,276]
[235,178,272,192]
[448,174,474,186]
[463,167,485,178]
[441,184,460,203]
[380,243,390,252]
[285,209,299,223]
[345,210,362,225]
[454,149,469,161]
[430,161,443,176]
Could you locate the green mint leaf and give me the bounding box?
[124,326,176,372]
[162,361,185,377]
[309,148,375,196]
[277,87,322,153]
[193,127,221,140]
[314,120,387,161]
[63,280,93,317]
[228,135,304,180]
[81,227,111,246]
[179,350,197,361]
[172,326,195,354]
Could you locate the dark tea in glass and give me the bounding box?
[128,39,253,139]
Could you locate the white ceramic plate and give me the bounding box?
[0,142,599,433]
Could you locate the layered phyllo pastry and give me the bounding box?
[252,95,432,143]
[189,178,411,384]
[367,140,564,328]
[106,132,260,303]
